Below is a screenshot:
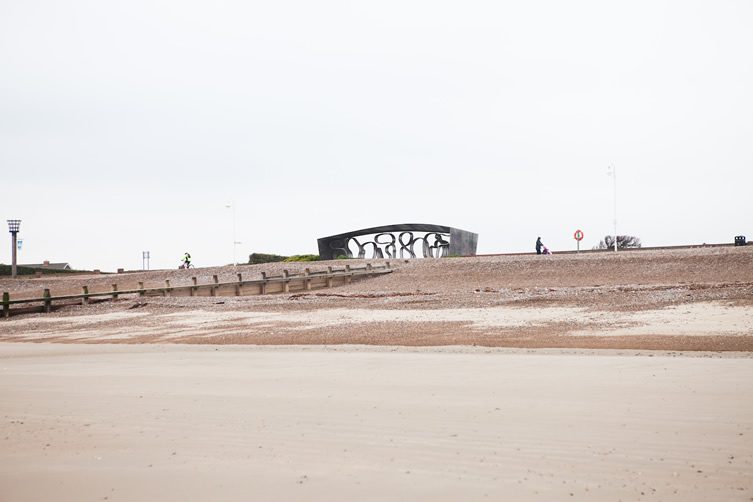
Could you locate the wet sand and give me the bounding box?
[1,343,752,501]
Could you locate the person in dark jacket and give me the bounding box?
[535,237,543,255]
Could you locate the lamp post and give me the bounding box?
[607,166,617,252]
[7,220,21,278]
[225,203,242,267]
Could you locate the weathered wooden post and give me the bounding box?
[345,264,352,284]
[367,263,373,271]
[326,266,333,288]
[235,273,243,296]
[282,270,290,293]
[2,292,9,318]
[385,261,391,269]
[43,288,52,313]
[211,275,219,297]
[111,284,119,300]
[304,268,311,290]
[260,272,267,295]
[165,279,171,296]
[82,286,89,305]
[190,277,197,297]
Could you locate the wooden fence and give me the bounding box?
[2,263,392,318]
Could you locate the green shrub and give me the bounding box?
[248,253,287,265]
[249,253,321,264]
[0,264,80,276]
[595,235,642,250]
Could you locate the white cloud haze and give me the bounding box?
[1,1,751,270]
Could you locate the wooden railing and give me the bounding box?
[2,263,392,318]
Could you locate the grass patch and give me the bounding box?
[283,255,320,262]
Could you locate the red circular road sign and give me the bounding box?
[574,229,584,241]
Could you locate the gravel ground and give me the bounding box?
[1,246,752,350]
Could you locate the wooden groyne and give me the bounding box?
[2,263,392,318]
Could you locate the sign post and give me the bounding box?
[574,229,584,253]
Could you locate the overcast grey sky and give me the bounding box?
[2,1,752,271]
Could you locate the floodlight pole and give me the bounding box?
[226,203,238,266]
[11,231,18,277]
[7,220,21,278]
[608,166,617,252]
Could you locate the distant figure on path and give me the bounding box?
[535,237,543,255]
[182,252,192,269]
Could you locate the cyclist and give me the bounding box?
[181,252,192,269]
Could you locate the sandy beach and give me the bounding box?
[1,343,752,501]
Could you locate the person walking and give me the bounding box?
[535,237,543,255]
